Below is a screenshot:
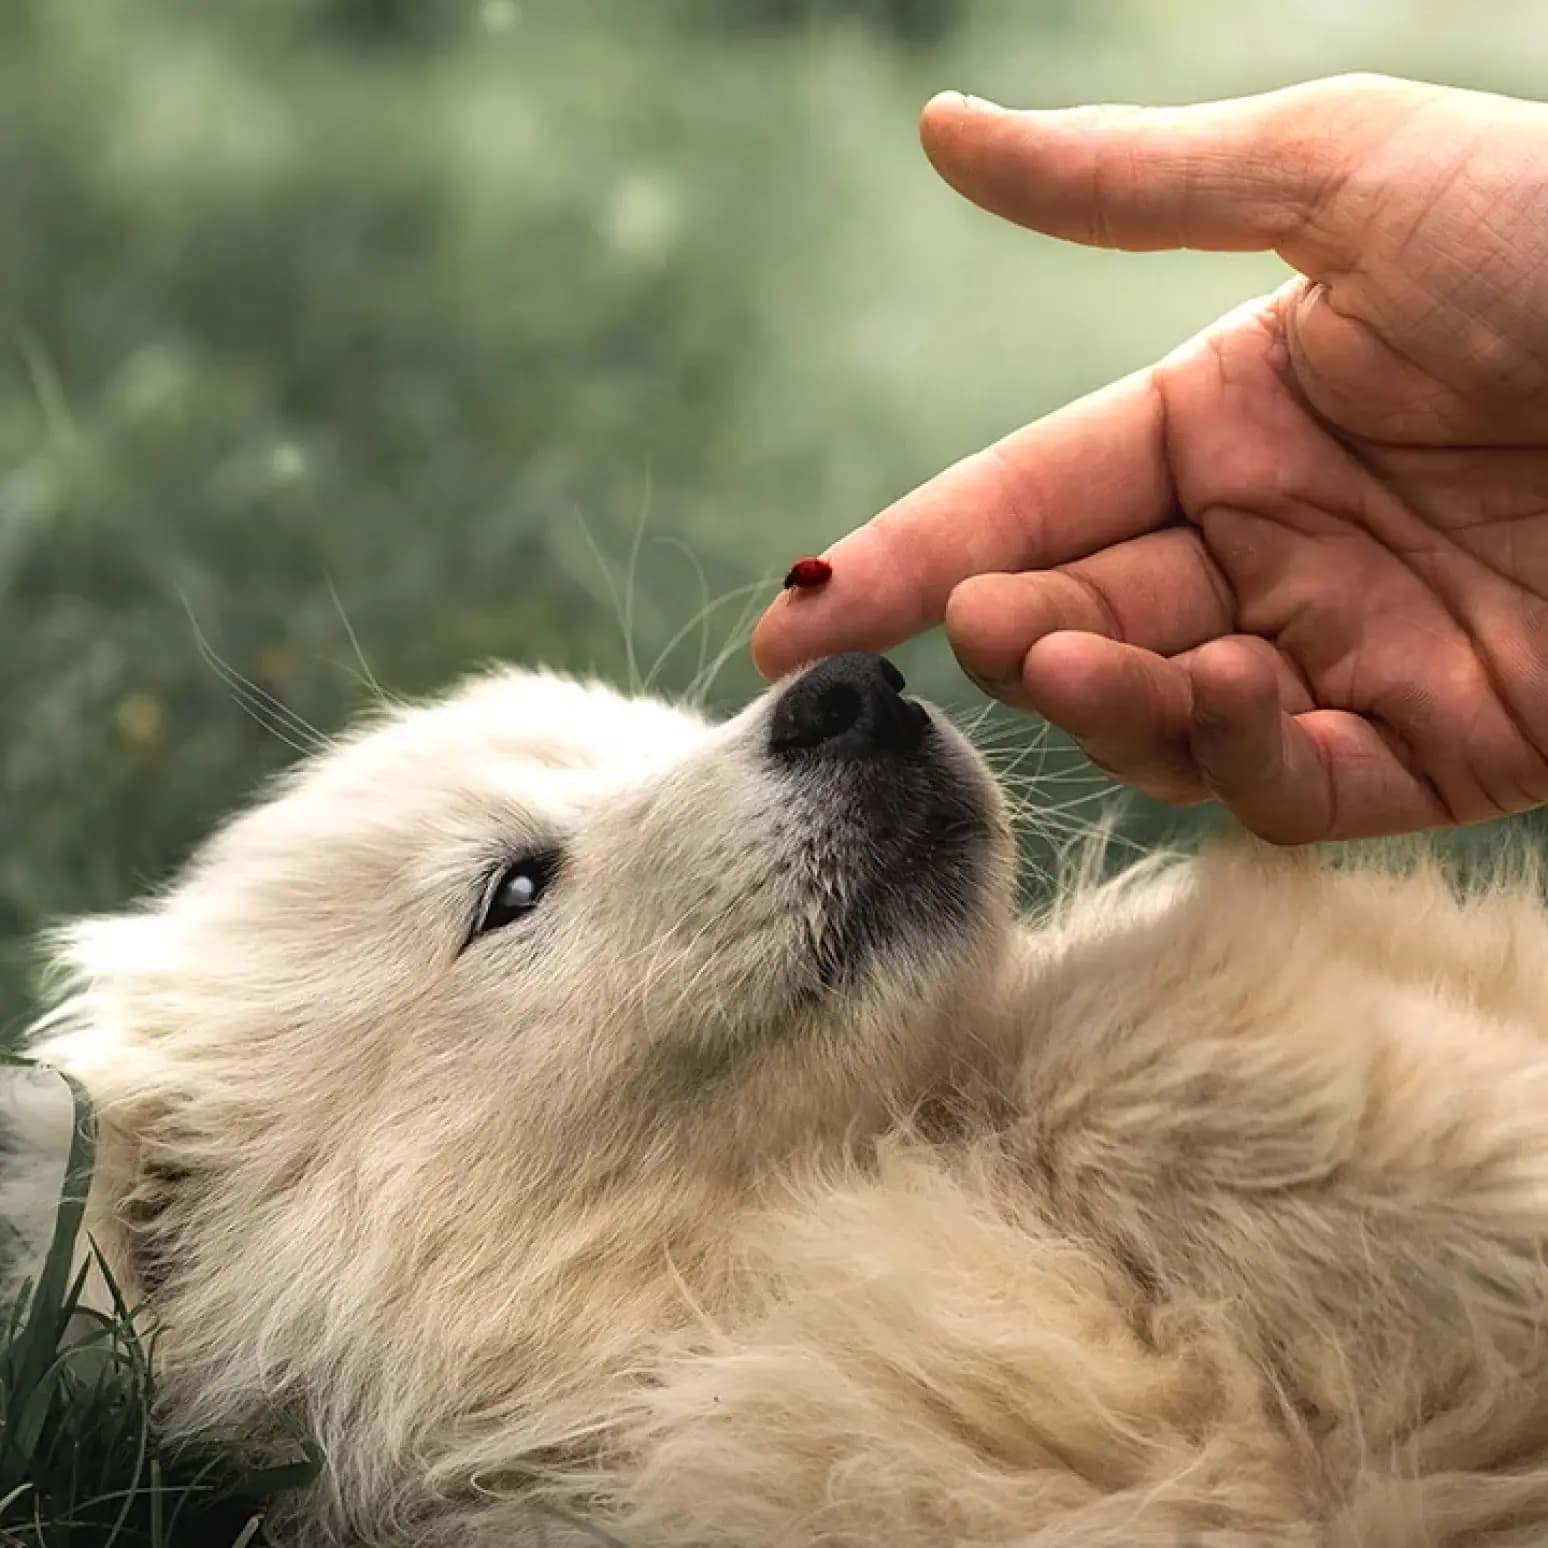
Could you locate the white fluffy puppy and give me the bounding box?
[27,652,1548,1546]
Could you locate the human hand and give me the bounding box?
[752,74,1548,843]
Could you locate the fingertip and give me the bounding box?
[1021,633,1206,804]
[920,89,969,128]
[1022,626,1102,676]
[749,602,794,682]
[1188,637,1278,726]
[944,573,1029,687]
[919,89,1012,182]
[919,89,999,136]
[919,91,969,180]
[1019,630,1114,729]
[1182,642,1324,843]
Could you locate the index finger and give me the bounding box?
[750,367,1175,679]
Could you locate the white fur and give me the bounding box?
[26,666,1548,1545]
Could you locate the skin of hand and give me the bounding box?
[751,74,1548,844]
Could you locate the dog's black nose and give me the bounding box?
[769,652,929,761]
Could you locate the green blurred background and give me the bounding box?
[3,0,1545,1029]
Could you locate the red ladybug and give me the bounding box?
[782,557,833,591]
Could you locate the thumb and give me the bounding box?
[918,74,1426,263]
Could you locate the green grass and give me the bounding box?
[6,0,1548,1539]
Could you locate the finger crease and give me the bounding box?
[1061,569,1126,644]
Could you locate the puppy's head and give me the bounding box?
[33,654,1013,1478]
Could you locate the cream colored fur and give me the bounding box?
[27,665,1548,1545]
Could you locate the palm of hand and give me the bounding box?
[1160,227,1548,835]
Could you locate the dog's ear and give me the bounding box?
[28,907,216,1121]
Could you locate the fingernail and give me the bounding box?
[930,90,1005,115]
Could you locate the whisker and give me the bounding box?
[639,536,712,694]
[621,467,653,696]
[687,576,774,708]
[326,574,389,707]
[315,656,409,714]
[643,579,769,698]
[205,674,321,762]
[571,503,632,685]
[199,646,326,753]
[180,597,330,757]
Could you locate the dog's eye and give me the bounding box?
[477,851,561,936]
